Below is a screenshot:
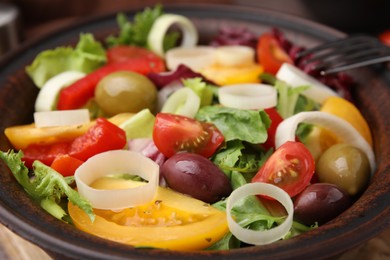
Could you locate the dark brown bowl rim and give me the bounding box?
[0,3,389,260]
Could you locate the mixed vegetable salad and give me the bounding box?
[0,5,375,251]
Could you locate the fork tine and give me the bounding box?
[297,35,377,58]
[317,46,390,67]
[321,56,390,75]
[298,34,390,75]
[301,41,379,65]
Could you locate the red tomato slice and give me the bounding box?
[257,33,293,75]
[379,30,390,46]
[262,107,284,150]
[153,113,224,158]
[107,45,165,65]
[252,141,315,197]
[50,154,84,177]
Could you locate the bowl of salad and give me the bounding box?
[0,3,389,259]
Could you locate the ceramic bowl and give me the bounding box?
[0,4,389,259]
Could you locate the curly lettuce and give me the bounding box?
[0,150,94,222]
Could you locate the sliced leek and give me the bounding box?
[34,109,90,128]
[226,182,293,245]
[148,14,198,57]
[75,150,159,210]
[161,87,200,118]
[275,111,375,174]
[218,84,277,110]
[165,46,216,71]
[215,45,255,67]
[276,63,338,104]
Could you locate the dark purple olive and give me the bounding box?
[160,153,232,203]
[293,183,352,226]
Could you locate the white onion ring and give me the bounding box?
[161,87,200,118]
[165,46,216,71]
[218,84,277,110]
[148,14,198,57]
[275,111,376,174]
[74,150,159,210]
[216,45,255,67]
[34,109,90,128]
[226,182,293,245]
[276,63,338,104]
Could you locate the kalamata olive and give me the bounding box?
[95,71,157,116]
[316,143,370,196]
[161,153,232,203]
[293,183,352,226]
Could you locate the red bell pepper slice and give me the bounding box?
[22,118,127,168]
[50,154,84,177]
[57,58,165,110]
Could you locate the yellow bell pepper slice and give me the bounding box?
[68,177,228,251]
[4,113,133,150]
[320,96,373,146]
[200,63,263,86]
[303,96,373,161]
[303,126,340,162]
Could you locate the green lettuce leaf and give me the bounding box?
[0,150,94,222]
[196,106,270,144]
[106,5,179,51]
[26,33,106,88]
[182,77,214,107]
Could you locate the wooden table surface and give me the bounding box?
[1,1,389,259]
[0,222,389,259]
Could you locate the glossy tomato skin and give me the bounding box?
[252,141,315,197]
[379,30,390,46]
[262,107,284,150]
[153,113,224,158]
[107,45,165,66]
[257,33,293,75]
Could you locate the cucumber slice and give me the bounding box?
[119,109,156,139]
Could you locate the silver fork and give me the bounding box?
[297,35,390,75]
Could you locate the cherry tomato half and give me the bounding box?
[106,45,166,67]
[252,141,315,197]
[257,33,293,75]
[153,113,224,158]
[379,30,390,46]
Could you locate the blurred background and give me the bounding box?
[1,0,390,55]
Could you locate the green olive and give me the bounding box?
[95,71,157,116]
[316,143,370,196]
